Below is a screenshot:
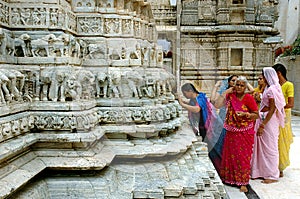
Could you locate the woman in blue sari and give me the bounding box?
[178,83,223,173]
[209,76,238,173]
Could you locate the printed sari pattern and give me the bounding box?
[220,93,257,186]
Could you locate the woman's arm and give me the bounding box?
[245,82,254,94]
[178,96,201,113]
[213,87,234,108]
[210,80,222,103]
[285,97,294,109]
[257,98,276,136]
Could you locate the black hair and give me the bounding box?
[181,83,199,97]
[272,63,288,80]
[227,75,238,89]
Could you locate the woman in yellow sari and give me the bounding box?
[272,63,294,177]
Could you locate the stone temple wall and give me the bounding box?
[0,0,225,198]
[149,0,281,94]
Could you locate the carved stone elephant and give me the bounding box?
[0,32,15,56]
[95,71,108,98]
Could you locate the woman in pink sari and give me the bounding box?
[251,67,286,183]
[216,76,258,192]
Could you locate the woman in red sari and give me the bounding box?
[215,76,258,192]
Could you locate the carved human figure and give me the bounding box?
[32,8,40,25]
[141,45,149,66]
[69,36,80,57]
[156,47,163,66]
[78,39,88,58]
[39,8,46,25]
[149,43,157,66]
[134,21,140,36]
[20,8,31,25]
[128,44,141,60]
[142,76,156,98]
[50,8,58,27]
[76,70,95,100]
[64,75,82,101]
[104,18,112,34]
[114,18,120,34]
[0,3,5,23]
[122,19,131,34]
[11,8,20,26]
[90,17,101,33]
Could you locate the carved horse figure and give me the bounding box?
[14,33,30,57]
[30,34,55,57]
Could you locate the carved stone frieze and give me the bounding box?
[98,102,179,124]
[0,1,9,25]
[0,113,34,143]
[33,109,99,131]
[77,16,103,34]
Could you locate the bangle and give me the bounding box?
[259,123,265,129]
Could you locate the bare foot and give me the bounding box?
[279,171,284,177]
[240,185,248,192]
[261,179,278,184]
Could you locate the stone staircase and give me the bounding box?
[8,126,226,198]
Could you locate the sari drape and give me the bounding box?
[251,72,286,180]
[220,93,257,186]
[188,92,224,174]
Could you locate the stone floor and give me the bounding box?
[225,115,300,199]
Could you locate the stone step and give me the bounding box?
[0,157,46,198]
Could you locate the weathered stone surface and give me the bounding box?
[0,0,228,198]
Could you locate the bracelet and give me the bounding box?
[259,123,265,129]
